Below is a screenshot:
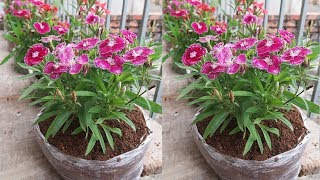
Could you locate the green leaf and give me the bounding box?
[45,110,72,139]
[203,111,230,139]
[259,125,272,149]
[75,91,97,97]
[260,124,280,136]
[283,91,320,114]
[71,126,84,135]
[88,105,103,113]
[34,110,59,125]
[0,50,15,65]
[85,135,97,156]
[243,135,254,156]
[101,124,115,150]
[247,123,263,154]
[229,127,241,135]
[126,91,162,114]
[111,112,136,131]
[177,81,202,100]
[270,112,293,131]
[233,91,257,97]
[88,121,106,154]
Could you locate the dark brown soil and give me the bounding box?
[39,108,149,161]
[197,107,307,161]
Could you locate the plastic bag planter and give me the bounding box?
[192,107,310,180]
[34,108,152,180]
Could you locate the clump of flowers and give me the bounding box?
[174,0,320,156]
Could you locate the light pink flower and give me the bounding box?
[68,54,89,74]
[24,44,49,66]
[94,55,124,74]
[99,35,126,57]
[182,44,207,66]
[186,0,201,6]
[199,35,218,43]
[170,9,189,17]
[191,22,208,35]
[44,62,69,79]
[123,47,155,65]
[242,14,258,25]
[85,12,100,25]
[252,55,282,74]
[41,35,61,43]
[121,30,137,44]
[33,22,51,35]
[234,37,257,50]
[29,0,44,6]
[257,35,284,57]
[211,43,233,64]
[76,37,100,50]
[201,61,225,79]
[12,9,31,19]
[281,47,311,65]
[279,29,295,44]
[52,25,69,35]
[210,24,227,35]
[53,43,75,64]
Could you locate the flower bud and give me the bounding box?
[229,91,235,103]
[71,91,77,103]
[275,82,279,91]
[302,58,309,68]
[117,82,122,90]
[56,89,64,101]
[122,86,126,94]
[214,89,223,101]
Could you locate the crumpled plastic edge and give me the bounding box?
[191,106,310,180]
[34,106,152,180]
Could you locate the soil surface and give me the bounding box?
[197,107,307,161]
[39,108,149,161]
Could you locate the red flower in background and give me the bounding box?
[29,0,45,6]
[196,3,215,13]
[13,9,31,19]
[191,22,208,35]
[34,21,51,34]
[24,44,49,66]
[182,44,207,66]
[40,3,58,13]
[210,22,227,35]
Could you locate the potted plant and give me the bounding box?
[173,0,320,179]
[1,0,61,74]
[163,0,217,74]
[2,0,162,179]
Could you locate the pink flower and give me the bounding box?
[186,0,201,6]
[182,44,207,66]
[279,29,295,44]
[85,12,100,25]
[94,55,124,74]
[252,55,282,74]
[99,35,126,57]
[199,35,218,43]
[123,47,155,65]
[257,35,284,57]
[13,9,31,19]
[211,43,233,63]
[121,30,137,44]
[41,35,61,43]
[24,43,49,66]
[53,43,75,64]
[210,22,227,35]
[29,0,44,6]
[170,9,189,17]
[201,62,225,79]
[44,62,69,79]
[242,14,258,25]
[76,37,100,50]
[52,25,69,35]
[191,22,208,35]
[68,54,89,74]
[234,37,257,50]
[281,47,311,65]
[33,22,51,35]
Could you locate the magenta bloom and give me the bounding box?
[99,35,126,57]
[53,43,75,64]
[44,62,69,79]
[211,43,233,64]
[94,55,124,74]
[182,44,207,66]
[242,14,258,25]
[281,47,311,65]
[24,44,49,66]
[76,37,100,50]
[68,54,89,74]
[201,62,226,79]
[234,37,257,50]
[85,13,100,25]
[33,22,51,35]
[170,9,189,17]
[13,9,31,19]
[210,25,227,35]
[191,22,208,35]
[29,0,44,6]
[53,25,69,35]
[252,55,282,74]
[123,47,155,65]
[121,30,137,44]
[199,35,218,43]
[41,35,61,43]
[279,29,295,44]
[186,0,201,6]
[257,35,284,57]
